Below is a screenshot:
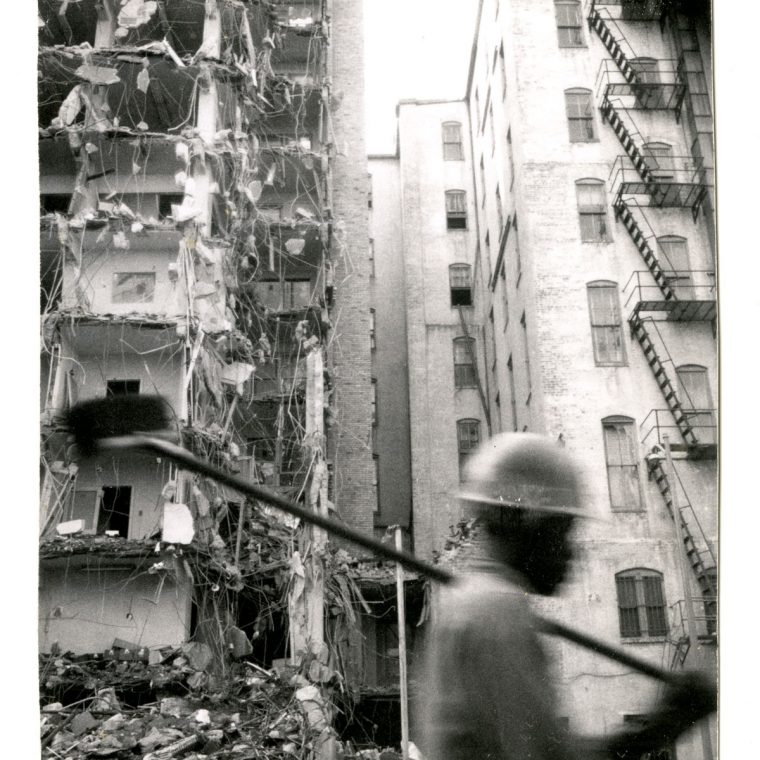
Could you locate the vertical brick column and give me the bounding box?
[326,0,376,537]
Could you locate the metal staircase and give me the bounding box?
[628,313,699,447]
[647,456,716,598]
[600,97,654,184]
[614,198,676,301]
[587,3,638,83]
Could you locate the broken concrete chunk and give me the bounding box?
[91,688,121,714]
[56,519,85,536]
[159,697,191,719]
[136,67,151,94]
[226,626,253,659]
[182,641,214,672]
[162,502,195,545]
[75,65,121,86]
[285,238,306,256]
[193,708,211,724]
[118,0,158,30]
[70,712,100,738]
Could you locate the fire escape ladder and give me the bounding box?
[457,306,492,436]
[600,96,653,184]
[628,313,698,446]
[647,457,717,597]
[587,4,638,83]
[614,198,676,301]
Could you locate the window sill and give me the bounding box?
[610,507,646,514]
[620,636,669,645]
[595,362,628,368]
[569,138,601,145]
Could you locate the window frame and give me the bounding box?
[587,281,627,366]
[442,121,464,161]
[564,88,596,143]
[642,141,675,180]
[602,416,643,511]
[453,336,477,389]
[449,264,473,307]
[576,179,610,243]
[554,1,585,48]
[675,364,716,444]
[615,569,668,640]
[456,418,481,481]
[445,189,468,230]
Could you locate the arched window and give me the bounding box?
[445,190,468,230]
[602,416,641,510]
[453,337,477,388]
[564,88,595,142]
[456,419,481,480]
[554,1,584,48]
[675,365,715,444]
[575,179,609,242]
[616,570,667,638]
[587,281,625,365]
[657,235,692,296]
[642,142,674,180]
[442,121,464,160]
[449,264,473,307]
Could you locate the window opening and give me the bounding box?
[657,236,693,297]
[453,337,477,388]
[554,1,584,47]
[112,272,156,303]
[442,122,464,160]
[449,264,473,307]
[97,486,132,538]
[445,190,468,230]
[576,180,609,242]
[158,193,184,220]
[602,417,641,510]
[676,365,715,443]
[370,308,376,350]
[457,419,481,480]
[642,142,674,181]
[616,570,668,638]
[106,380,140,397]
[587,282,626,365]
[565,89,596,142]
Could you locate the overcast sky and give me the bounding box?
[363,0,480,154]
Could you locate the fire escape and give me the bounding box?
[588,0,717,665]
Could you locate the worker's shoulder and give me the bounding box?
[439,572,530,627]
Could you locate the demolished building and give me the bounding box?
[38,1,392,756]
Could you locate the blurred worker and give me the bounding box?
[416,433,715,760]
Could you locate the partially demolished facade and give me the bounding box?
[39,1,380,755]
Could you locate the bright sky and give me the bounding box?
[363,0,480,153]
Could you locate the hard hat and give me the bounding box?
[457,433,585,517]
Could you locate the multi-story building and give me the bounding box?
[371,1,716,757]
[38,0,375,686]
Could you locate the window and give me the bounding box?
[457,419,481,480]
[554,1,584,47]
[112,272,156,303]
[676,365,715,443]
[587,281,626,365]
[371,378,377,426]
[507,355,518,432]
[615,570,668,638]
[449,264,473,307]
[453,337,477,388]
[576,180,609,242]
[565,89,596,142]
[602,417,642,510]
[369,308,376,350]
[631,57,662,108]
[255,279,312,310]
[158,193,184,220]
[97,486,132,538]
[445,190,467,230]
[642,142,674,180]
[520,312,531,398]
[106,380,140,397]
[442,122,464,160]
[40,194,73,214]
[657,236,692,297]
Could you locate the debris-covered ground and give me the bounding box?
[40,648,402,760]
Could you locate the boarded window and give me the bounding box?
[112,273,156,303]
[457,419,481,480]
[565,89,595,142]
[642,142,674,180]
[587,282,625,365]
[554,1,584,47]
[449,264,473,307]
[254,279,312,310]
[602,417,641,510]
[616,570,668,638]
[453,337,477,388]
[446,190,467,230]
[576,180,609,242]
[442,121,464,160]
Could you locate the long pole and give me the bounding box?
[662,435,714,760]
[394,527,410,760]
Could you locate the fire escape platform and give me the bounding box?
[634,299,716,322]
[616,179,707,210]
